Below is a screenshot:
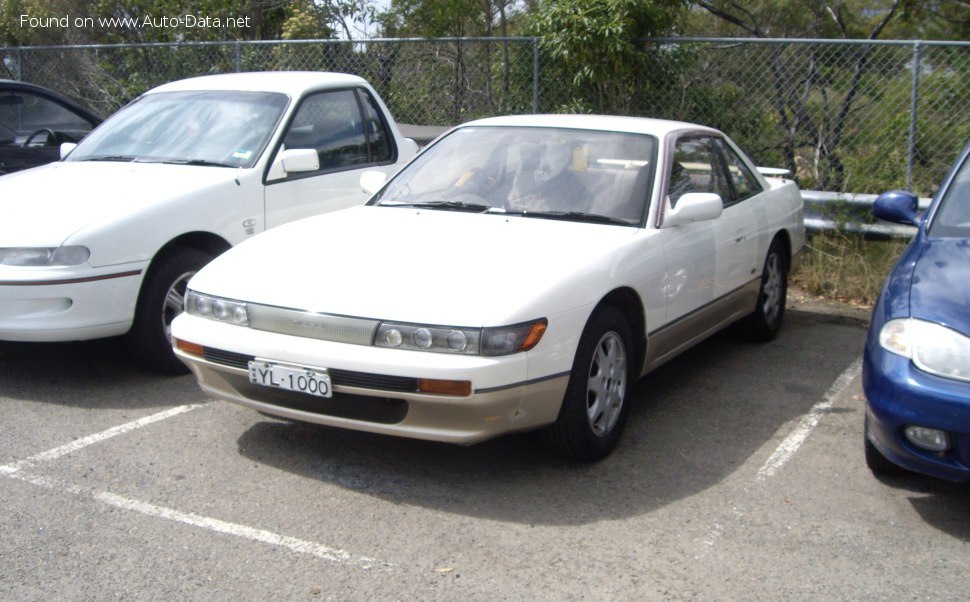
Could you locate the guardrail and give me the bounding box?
[802,190,932,239]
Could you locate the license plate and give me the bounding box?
[248,360,332,398]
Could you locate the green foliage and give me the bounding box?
[528,0,684,114]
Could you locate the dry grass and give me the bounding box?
[790,232,910,308]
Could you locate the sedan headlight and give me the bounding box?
[879,318,970,382]
[0,246,90,266]
[375,318,547,356]
[185,290,249,326]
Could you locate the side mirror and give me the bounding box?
[873,190,920,226]
[280,148,319,174]
[266,148,319,181]
[60,142,77,159]
[663,193,723,228]
[360,170,387,195]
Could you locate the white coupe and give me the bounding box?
[172,115,805,460]
[0,71,417,373]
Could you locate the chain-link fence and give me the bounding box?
[2,37,967,195]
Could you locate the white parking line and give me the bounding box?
[0,402,390,570]
[757,358,863,480]
[0,404,204,475]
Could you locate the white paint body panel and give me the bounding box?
[0,72,416,342]
[172,115,806,444]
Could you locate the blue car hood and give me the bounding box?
[910,238,970,335]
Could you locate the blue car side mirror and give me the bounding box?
[873,190,921,226]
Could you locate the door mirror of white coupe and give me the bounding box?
[60,142,77,159]
[662,193,723,228]
[360,170,388,195]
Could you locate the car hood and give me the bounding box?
[0,161,242,246]
[189,205,641,326]
[910,237,970,335]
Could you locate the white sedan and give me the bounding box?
[0,71,417,373]
[172,115,805,460]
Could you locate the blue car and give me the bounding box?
[863,141,970,482]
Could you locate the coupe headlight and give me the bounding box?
[185,290,249,326]
[0,246,90,266]
[374,318,547,356]
[879,318,970,382]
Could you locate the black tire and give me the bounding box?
[864,417,907,476]
[127,247,211,375]
[541,305,633,462]
[745,237,788,342]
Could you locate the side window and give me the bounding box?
[668,136,731,208]
[360,90,393,163]
[0,90,94,144]
[716,139,763,204]
[282,89,368,173]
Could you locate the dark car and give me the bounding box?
[863,141,970,482]
[0,79,101,175]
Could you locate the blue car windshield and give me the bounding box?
[929,152,970,238]
[67,90,289,168]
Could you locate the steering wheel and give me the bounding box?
[23,128,56,147]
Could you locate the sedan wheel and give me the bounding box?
[745,237,788,341]
[128,248,211,374]
[586,331,628,437]
[542,305,633,461]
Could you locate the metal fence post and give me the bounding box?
[907,40,923,192]
[532,37,540,113]
[235,41,242,73]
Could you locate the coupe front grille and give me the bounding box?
[201,346,419,393]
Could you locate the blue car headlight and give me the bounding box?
[879,318,970,382]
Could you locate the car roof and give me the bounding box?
[145,71,369,97]
[459,114,722,138]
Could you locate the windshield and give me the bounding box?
[929,150,970,238]
[371,126,658,226]
[68,90,289,168]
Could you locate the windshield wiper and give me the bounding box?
[79,155,138,162]
[382,200,492,213]
[507,211,634,226]
[143,158,237,168]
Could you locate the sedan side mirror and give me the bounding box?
[360,170,387,195]
[266,148,320,181]
[873,190,921,226]
[663,193,723,228]
[60,142,77,159]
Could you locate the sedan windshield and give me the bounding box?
[68,90,288,168]
[929,151,970,238]
[372,126,658,226]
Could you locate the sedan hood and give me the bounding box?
[910,238,970,335]
[0,161,241,246]
[190,205,641,326]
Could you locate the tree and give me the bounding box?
[528,0,686,114]
[688,0,917,190]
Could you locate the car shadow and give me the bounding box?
[872,474,970,542]
[234,309,869,526]
[0,338,205,409]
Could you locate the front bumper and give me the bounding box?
[863,344,970,482]
[0,264,146,342]
[172,314,570,445]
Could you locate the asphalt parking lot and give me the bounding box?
[1,306,968,600]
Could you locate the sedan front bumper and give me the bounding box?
[863,345,970,482]
[0,264,146,342]
[172,314,570,445]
